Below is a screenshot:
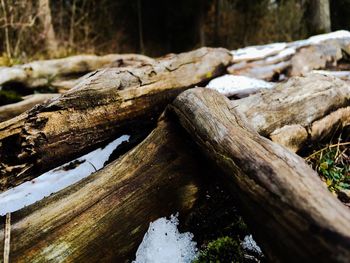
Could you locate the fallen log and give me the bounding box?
[228,31,350,81]
[0,94,58,122]
[0,54,154,90]
[168,88,350,262]
[0,47,232,191]
[0,119,212,262]
[232,73,350,152]
[312,70,350,83]
[290,40,343,76]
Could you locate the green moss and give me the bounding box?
[193,236,244,263]
[305,131,349,193]
[0,90,23,106]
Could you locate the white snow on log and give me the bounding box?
[232,43,287,62]
[207,75,275,98]
[231,30,350,63]
[306,30,350,45]
[311,70,350,79]
[133,214,198,263]
[242,235,263,256]
[0,135,130,216]
[291,30,350,48]
[265,47,296,64]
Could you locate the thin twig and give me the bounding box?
[87,161,97,172]
[3,212,11,263]
[305,142,350,161]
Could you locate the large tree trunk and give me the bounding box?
[308,0,331,34]
[0,47,232,191]
[38,0,58,55]
[168,88,350,262]
[0,119,212,262]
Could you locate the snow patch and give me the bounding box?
[307,30,350,44]
[292,30,350,48]
[231,31,350,63]
[133,215,198,263]
[207,75,274,98]
[265,47,296,63]
[0,135,130,216]
[232,43,287,62]
[242,235,262,255]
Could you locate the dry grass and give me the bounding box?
[305,129,350,205]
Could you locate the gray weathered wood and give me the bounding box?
[0,119,211,262]
[0,47,232,191]
[0,54,154,89]
[232,74,350,152]
[0,94,58,122]
[168,87,350,262]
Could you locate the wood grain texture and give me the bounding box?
[0,47,232,191]
[0,94,58,122]
[169,88,350,262]
[232,74,350,151]
[0,119,211,262]
[228,37,350,81]
[0,54,154,89]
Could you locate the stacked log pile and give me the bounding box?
[229,30,350,82]
[1,31,350,262]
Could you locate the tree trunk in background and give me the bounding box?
[38,0,58,54]
[214,0,221,46]
[308,0,331,34]
[137,0,144,54]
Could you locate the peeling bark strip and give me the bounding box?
[232,74,350,152]
[0,54,154,89]
[0,120,211,262]
[168,88,350,262]
[0,47,232,191]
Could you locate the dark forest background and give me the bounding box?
[0,0,349,63]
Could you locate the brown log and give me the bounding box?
[168,87,350,262]
[0,94,58,122]
[232,74,350,152]
[0,53,154,89]
[0,47,232,191]
[0,119,211,262]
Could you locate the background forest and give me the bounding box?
[1,1,350,263]
[0,0,349,63]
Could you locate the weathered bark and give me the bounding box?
[0,119,211,262]
[0,47,232,191]
[0,94,57,122]
[312,70,350,82]
[50,78,80,93]
[0,53,154,89]
[232,74,350,152]
[168,88,350,262]
[290,40,343,76]
[228,33,350,80]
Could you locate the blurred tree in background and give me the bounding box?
[0,0,348,62]
[331,0,350,32]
